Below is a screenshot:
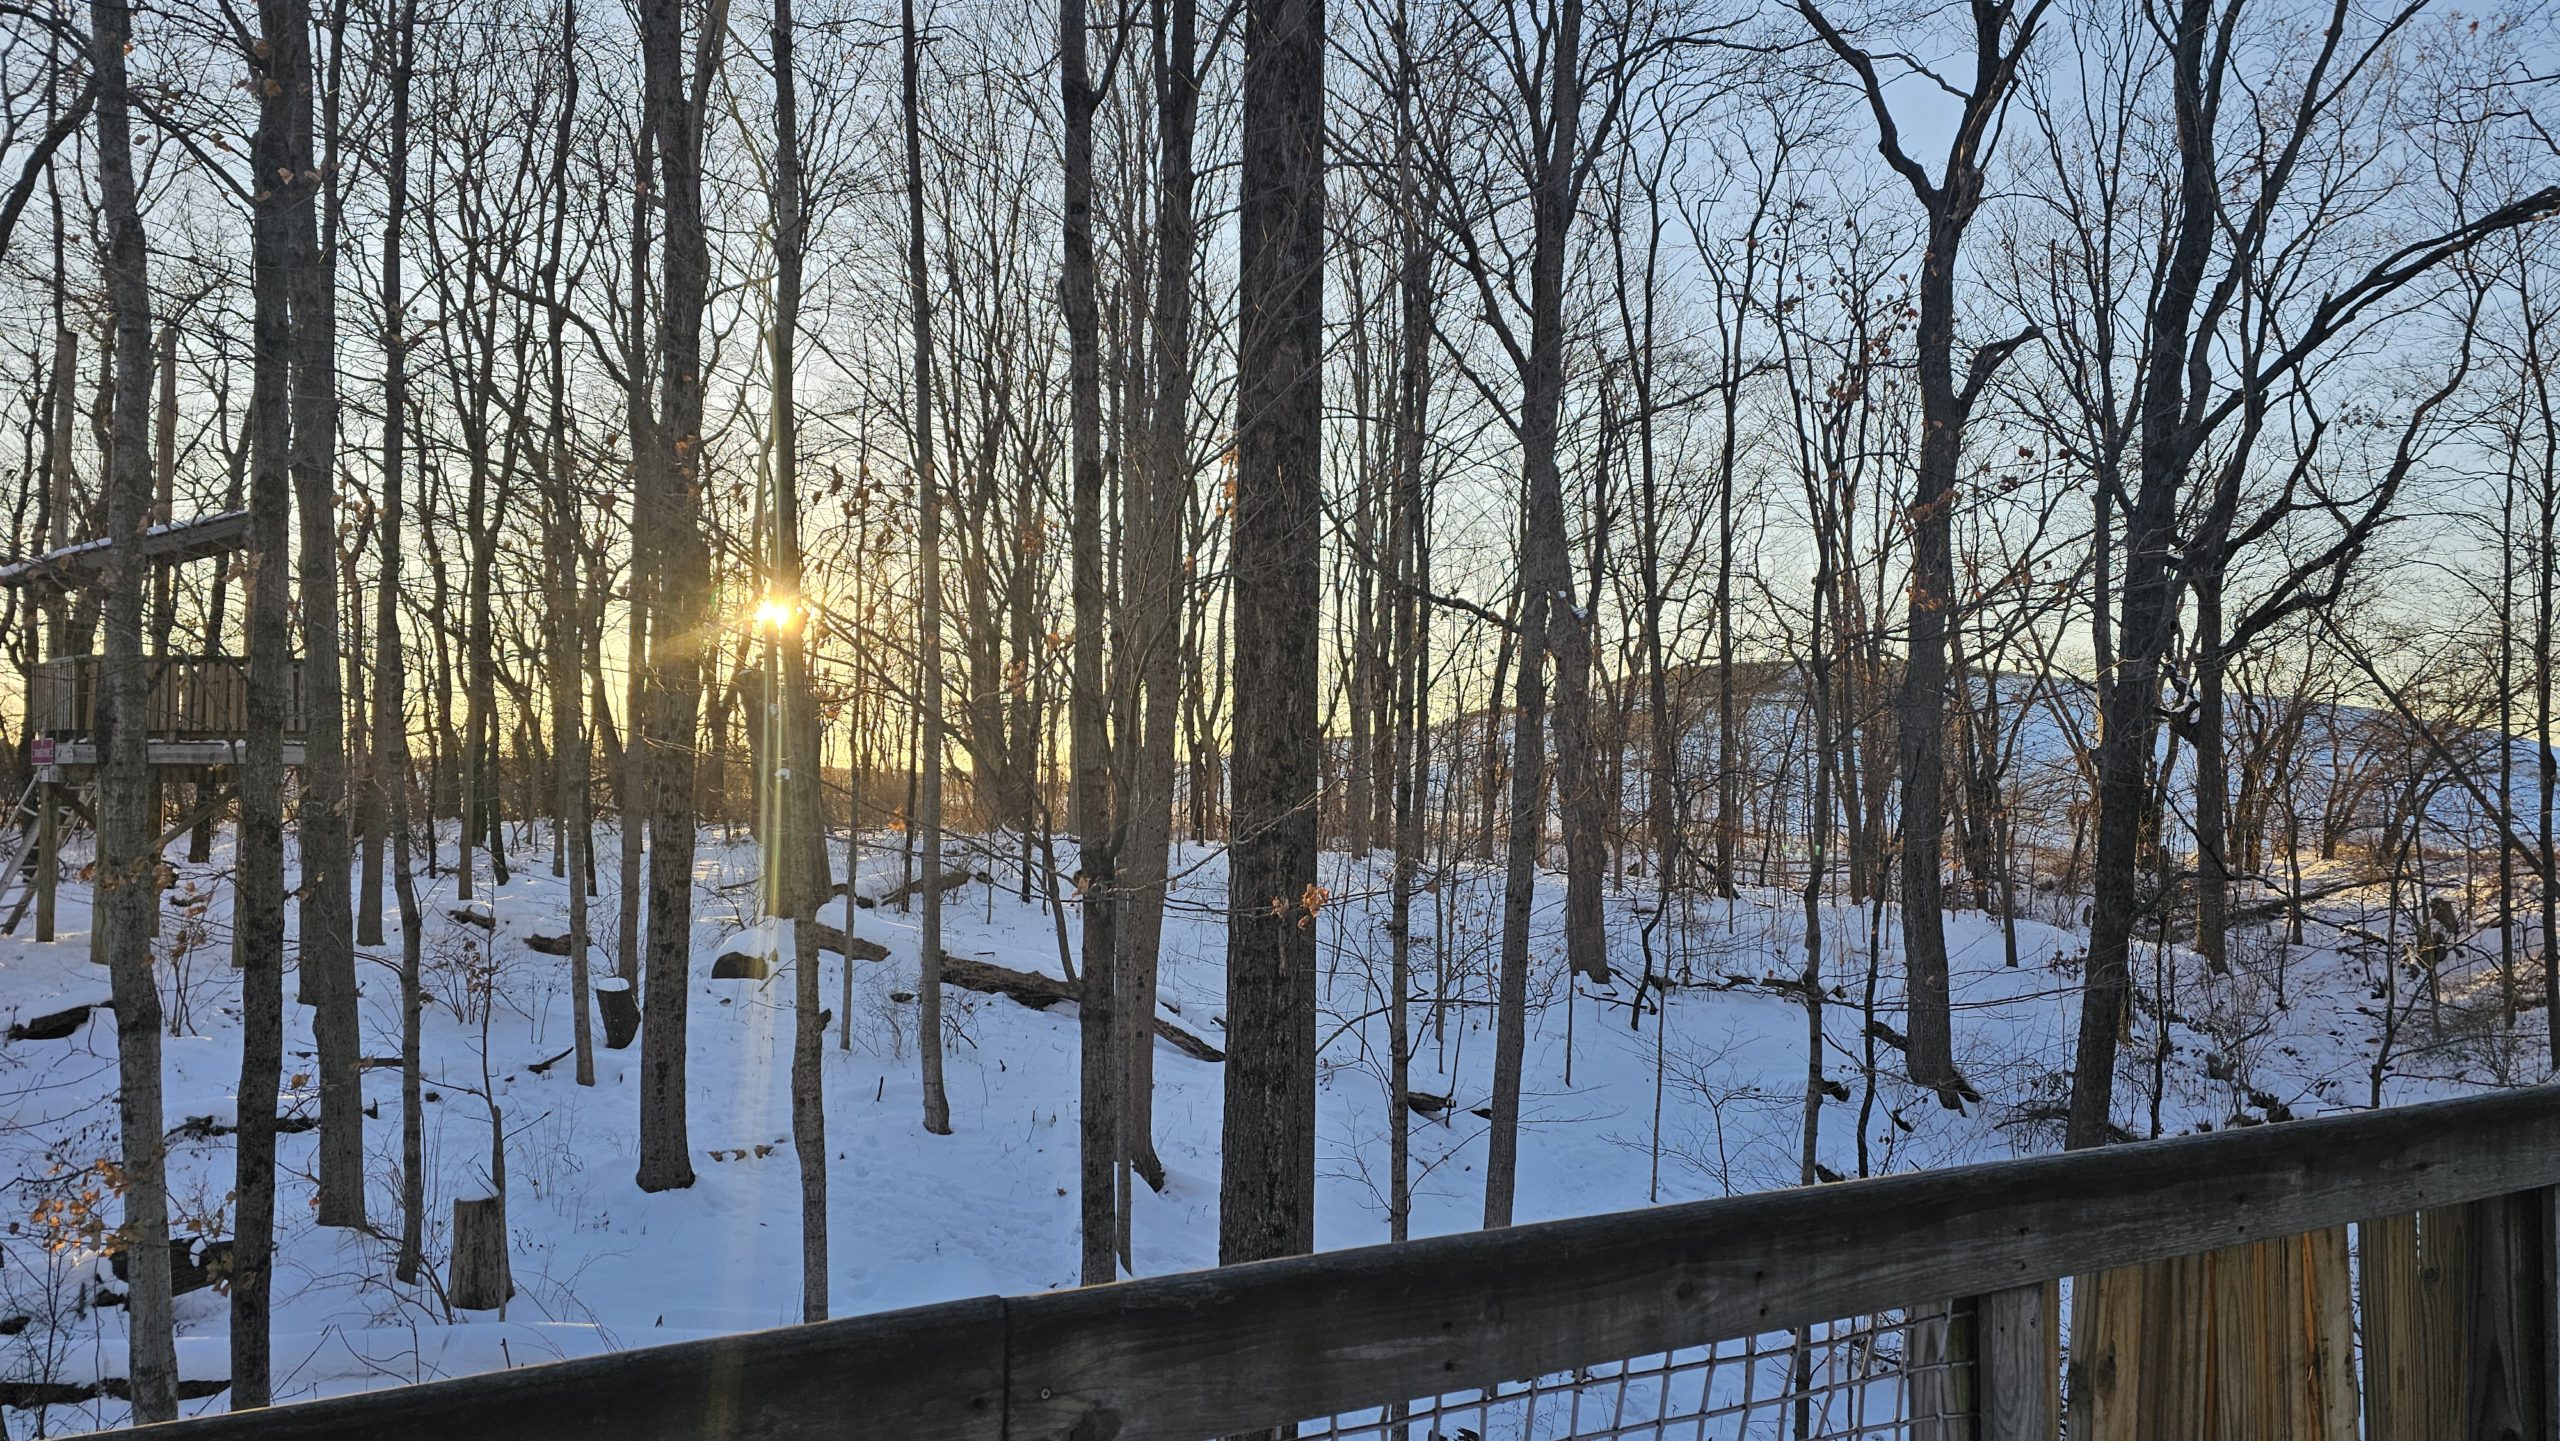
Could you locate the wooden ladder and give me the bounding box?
[0,779,43,936]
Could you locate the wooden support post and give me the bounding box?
[1975,1283,2055,1441]
[2544,1187,2559,1441]
[188,778,215,862]
[2465,1188,2551,1441]
[33,780,57,942]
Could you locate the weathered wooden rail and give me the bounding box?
[121,1083,2560,1440]
[26,656,307,744]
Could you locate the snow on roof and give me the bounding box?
[0,509,252,593]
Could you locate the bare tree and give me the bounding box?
[1221,0,1324,1269]
[89,0,178,1413]
[634,0,722,1194]
[232,0,314,1399]
[771,0,829,1316]
[297,0,362,1231]
[1795,0,2048,1098]
[907,0,955,1141]
[1061,0,1120,1284]
[2065,0,2559,1149]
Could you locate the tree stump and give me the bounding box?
[596,977,640,1050]
[448,1196,512,1310]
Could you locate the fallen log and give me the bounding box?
[6,1000,107,1042]
[931,955,1223,1062]
[168,1111,317,1142]
[705,928,1223,1061]
[710,921,889,977]
[1,1377,232,1411]
[809,921,890,962]
[109,1236,231,1298]
[852,865,979,910]
[939,954,1073,1009]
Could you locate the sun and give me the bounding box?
[752,595,803,633]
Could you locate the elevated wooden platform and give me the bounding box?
[26,654,306,760]
[44,738,306,768]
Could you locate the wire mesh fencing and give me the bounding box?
[1274,1308,1974,1441]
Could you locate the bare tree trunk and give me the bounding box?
[633,0,718,1195]
[615,117,654,1001]
[544,0,594,1089]
[1386,21,1431,1245]
[905,0,953,1140]
[1060,0,1119,1284]
[359,0,423,1284]
[1796,0,2045,1098]
[771,0,829,1316]
[233,0,309,1399]
[89,0,178,1412]
[1488,0,1592,1231]
[2192,560,2229,971]
[296,0,362,1230]
[1116,0,1200,1197]
[1221,0,1324,1271]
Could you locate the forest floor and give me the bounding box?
[0,823,2544,1432]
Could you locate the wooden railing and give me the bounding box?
[121,1083,2560,1440]
[24,656,305,740]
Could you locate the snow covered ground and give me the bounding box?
[0,821,2543,1434]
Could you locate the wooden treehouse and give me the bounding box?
[0,510,304,938]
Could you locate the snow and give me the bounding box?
[0,815,2544,1433]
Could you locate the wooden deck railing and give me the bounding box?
[120,1083,2560,1440]
[25,656,305,740]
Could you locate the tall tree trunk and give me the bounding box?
[615,121,653,999]
[1893,202,1964,1095]
[1488,0,1590,1231]
[906,0,954,1140]
[1117,0,1199,1197]
[233,0,308,1398]
[633,0,716,1195]
[1797,0,2045,1098]
[1221,0,1323,1270]
[1386,23,1431,1245]
[296,0,362,1229]
[545,0,595,1088]
[2068,0,2214,1150]
[373,0,423,1285]
[1061,0,1119,1284]
[2192,558,2228,971]
[90,0,178,1413]
[772,0,830,1315]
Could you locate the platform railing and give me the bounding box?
[25,656,305,740]
[117,1082,2560,1440]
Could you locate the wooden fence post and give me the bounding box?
[2464,1187,2551,1441]
[34,779,56,941]
[1975,1283,2054,1441]
[2545,1186,2559,1440]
